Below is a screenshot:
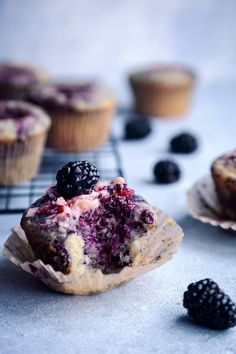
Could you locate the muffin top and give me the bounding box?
[27,82,116,111]
[0,62,47,87]
[0,100,51,142]
[130,64,195,86]
[211,150,236,177]
[21,161,156,274]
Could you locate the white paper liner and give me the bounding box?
[3,208,183,295]
[187,175,236,231]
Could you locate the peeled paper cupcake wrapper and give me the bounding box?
[187,175,236,231]
[3,208,183,295]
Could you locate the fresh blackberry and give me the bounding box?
[183,278,236,330]
[170,132,198,153]
[56,161,99,199]
[124,118,151,140]
[153,160,180,184]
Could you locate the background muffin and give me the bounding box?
[0,100,50,185]
[129,64,195,117]
[0,62,48,100]
[211,149,236,220]
[28,82,116,152]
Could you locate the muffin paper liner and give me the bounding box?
[130,80,194,117]
[47,104,115,152]
[187,175,236,231]
[0,132,48,186]
[3,208,184,295]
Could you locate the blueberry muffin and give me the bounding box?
[27,82,116,152]
[0,101,50,185]
[0,62,48,100]
[211,149,236,220]
[129,64,195,117]
[4,161,183,295]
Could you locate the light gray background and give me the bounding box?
[0,0,236,103]
[1,1,236,353]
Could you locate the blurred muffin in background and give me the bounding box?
[129,64,195,117]
[27,82,116,152]
[0,100,50,186]
[0,62,48,100]
[211,149,236,220]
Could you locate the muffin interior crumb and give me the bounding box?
[24,179,155,274]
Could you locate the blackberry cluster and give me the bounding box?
[183,278,236,330]
[170,132,198,153]
[124,118,151,140]
[56,161,99,199]
[153,160,180,184]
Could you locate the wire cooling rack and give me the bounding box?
[0,137,123,214]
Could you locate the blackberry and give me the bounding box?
[124,118,151,140]
[153,160,180,184]
[170,132,198,153]
[56,161,99,199]
[183,278,236,330]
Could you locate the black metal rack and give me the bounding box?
[0,137,123,214]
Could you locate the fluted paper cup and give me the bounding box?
[129,70,195,117]
[46,104,116,152]
[187,175,236,232]
[0,132,47,186]
[3,208,183,295]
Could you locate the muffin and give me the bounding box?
[4,161,183,295]
[0,101,51,185]
[0,62,48,100]
[129,64,195,117]
[211,149,236,220]
[27,82,116,152]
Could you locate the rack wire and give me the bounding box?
[0,137,123,214]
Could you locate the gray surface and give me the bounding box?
[1,84,236,353]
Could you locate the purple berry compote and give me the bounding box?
[27,82,116,111]
[21,176,156,275]
[0,101,50,141]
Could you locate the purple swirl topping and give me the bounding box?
[0,104,34,121]
[0,64,37,85]
[28,83,97,109]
